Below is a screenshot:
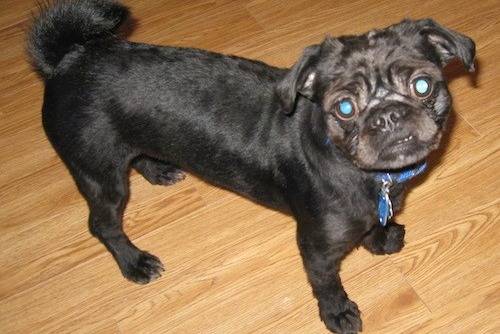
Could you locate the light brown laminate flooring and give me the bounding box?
[1,0,499,333]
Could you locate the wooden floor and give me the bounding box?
[1,0,499,333]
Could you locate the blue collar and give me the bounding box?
[375,162,427,226]
[374,162,427,185]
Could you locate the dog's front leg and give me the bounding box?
[297,219,362,334]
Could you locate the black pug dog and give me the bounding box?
[27,1,475,333]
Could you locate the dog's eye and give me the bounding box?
[335,99,357,120]
[412,77,433,98]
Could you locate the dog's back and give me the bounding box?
[28,0,295,207]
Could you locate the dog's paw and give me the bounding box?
[150,168,186,186]
[363,222,405,255]
[121,251,165,284]
[383,223,405,254]
[320,298,362,334]
[137,161,185,186]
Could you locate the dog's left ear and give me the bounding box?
[276,44,320,114]
[417,19,476,72]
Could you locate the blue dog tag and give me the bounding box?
[374,162,427,226]
[378,180,393,226]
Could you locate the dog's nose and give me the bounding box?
[371,109,403,132]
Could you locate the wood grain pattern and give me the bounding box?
[1,0,499,333]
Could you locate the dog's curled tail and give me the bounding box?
[27,0,129,79]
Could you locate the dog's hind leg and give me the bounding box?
[132,156,185,186]
[72,159,164,284]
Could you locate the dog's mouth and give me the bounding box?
[355,133,438,170]
[391,134,416,150]
[385,134,420,155]
[378,133,436,169]
[355,118,444,170]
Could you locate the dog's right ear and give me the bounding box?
[276,44,321,114]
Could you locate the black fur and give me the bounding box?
[27,1,475,333]
[27,0,130,79]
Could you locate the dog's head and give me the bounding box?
[276,19,475,170]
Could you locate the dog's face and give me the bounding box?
[277,19,475,170]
